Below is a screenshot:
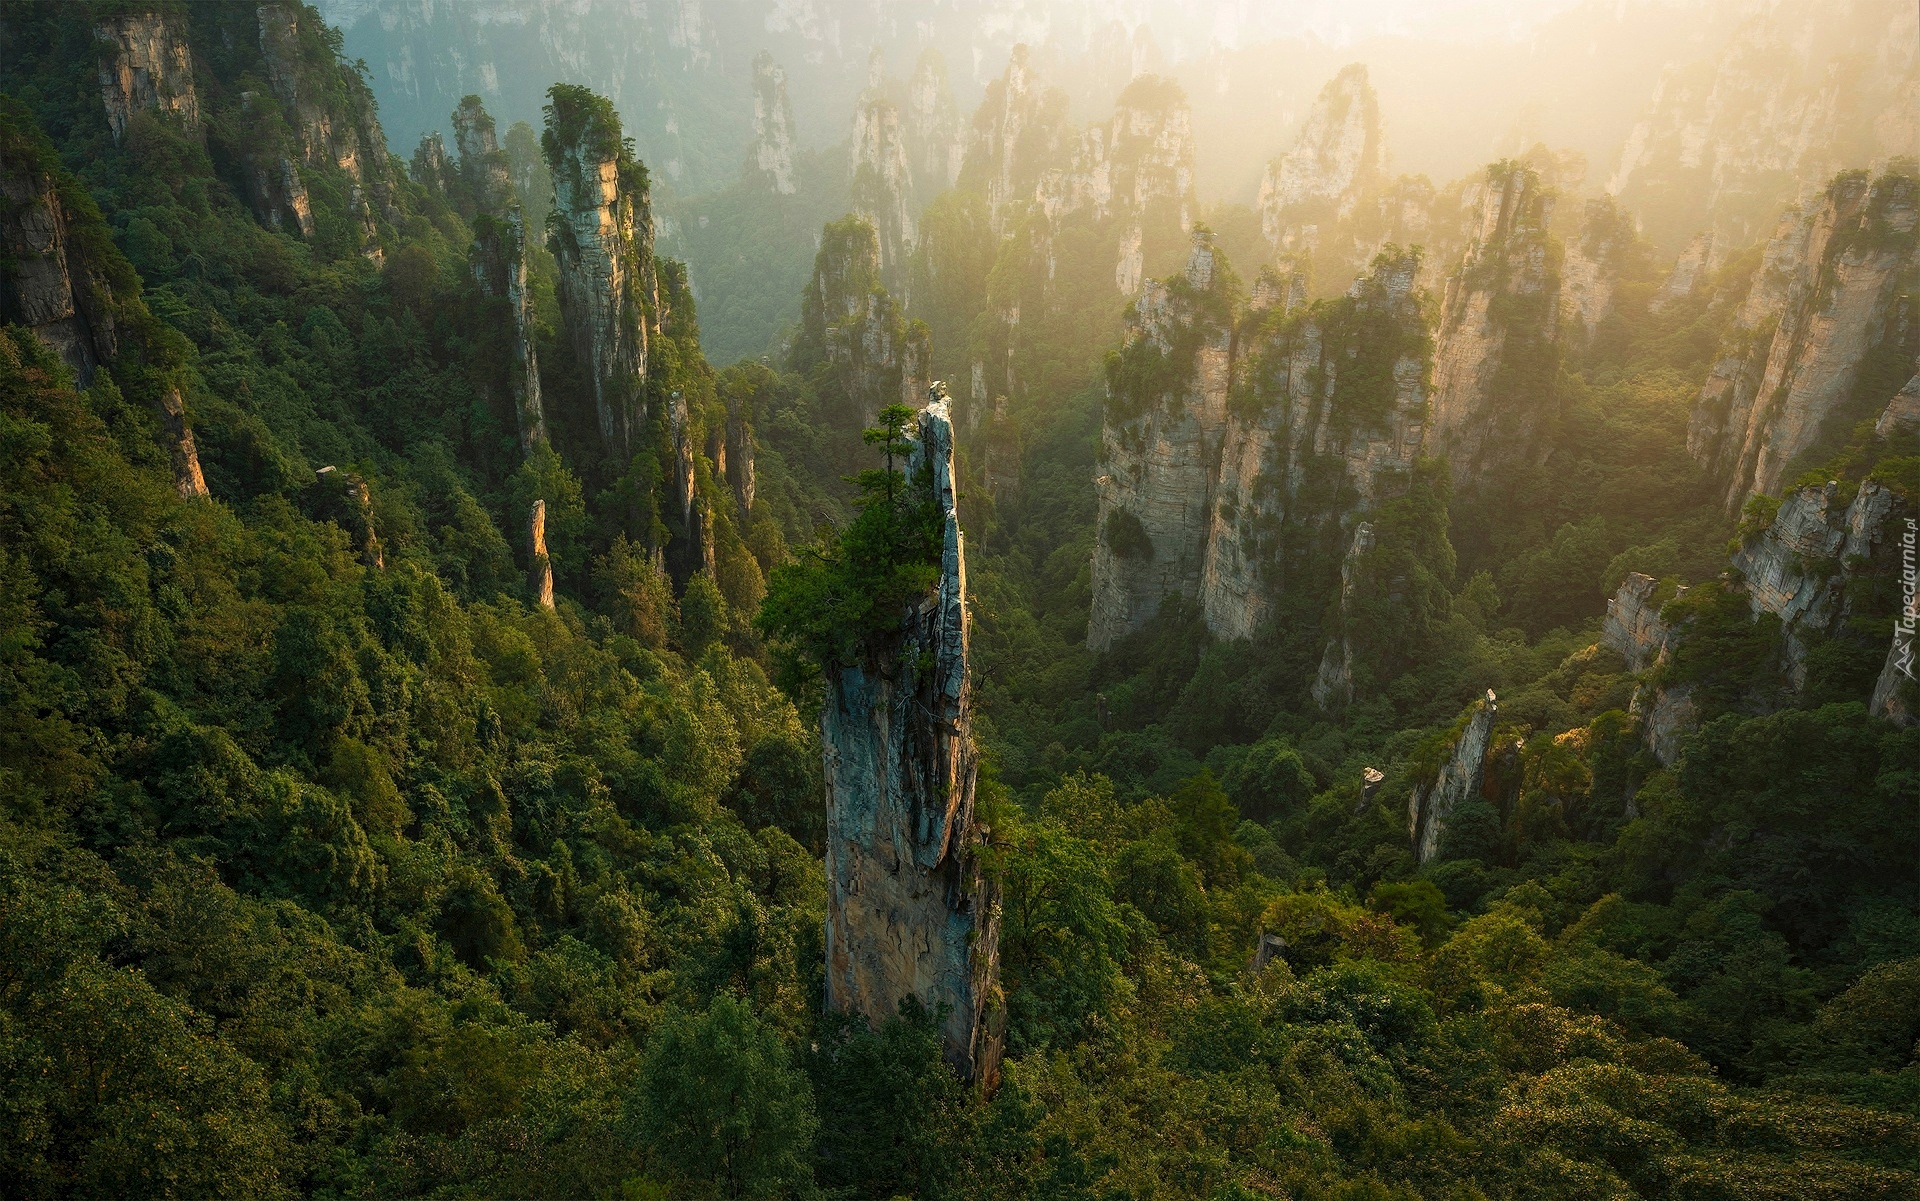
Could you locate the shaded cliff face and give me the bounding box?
[544,86,658,464]
[906,50,962,198]
[1688,170,1920,515]
[1258,64,1386,250]
[1205,250,1430,646]
[0,140,116,385]
[749,52,798,196]
[94,12,200,143]
[1425,162,1562,485]
[1087,233,1235,652]
[792,216,915,426]
[1601,573,1686,675]
[1558,198,1635,345]
[822,392,1002,1086]
[1409,691,1497,865]
[1731,479,1904,687]
[456,96,545,452]
[1608,0,1919,251]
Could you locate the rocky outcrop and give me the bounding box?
[850,88,916,281]
[459,97,545,451]
[1731,479,1903,686]
[792,216,914,425]
[158,386,209,499]
[411,130,454,194]
[94,12,200,143]
[256,1,395,251]
[1087,232,1234,651]
[1409,691,1497,864]
[1559,198,1635,343]
[1310,523,1374,710]
[961,45,1068,233]
[1652,231,1719,313]
[528,499,555,609]
[1637,685,1698,768]
[1877,374,1920,438]
[1258,64,1385,252]
[822,389,1002,1087]
[1601,572,1686,674]
[1608,0,1919,250]
[545,85,659,463]
[749,52,797,196]
[905,50,962,197]
[1089,237,1435,663]
[1688,170,1919,514]
[1425,161,1562,484]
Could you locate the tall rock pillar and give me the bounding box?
[821,387,1003,1087]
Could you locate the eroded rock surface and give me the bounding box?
[823,390,1002,1086]
[1409,691,1497,864]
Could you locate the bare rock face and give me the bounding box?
[1688,170,1919,514]
[1601,573,1687,674]
[1638,685,1699,768]
[1258,64,1385,250]
[851,88,917,282]
[256,1,395,252]
[1310,522,1375,710]
[460,97,545,451]
[1087,231,1234,652]
[1651,231,1718,313]
[1608,0,1919,250]
[1035,73,1197,297]
[750,52,798,196]
[906,50,963,197]
[1558,198,1635,343]
[961,45,1068,233]
[545,86,659,463]
[794,216,915,426]
[94,12,200,143]
[1876,374,1920,439]
[0,145,115,385]
[528,499,555,609]
[822,389,1002,1087]
[411,131,454,195]
[1425,161,1562,485]
[1731,479,1902,687]
[1409,691,1497,864]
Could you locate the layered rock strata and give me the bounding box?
[1687,170,1919,514]
[822,389,1002,1087]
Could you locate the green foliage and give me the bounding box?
[630,995,817,1199]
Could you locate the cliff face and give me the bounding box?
[1424,162,1562,485]
[1087,233,1234,652]
[961,45,1069,233]
[459,97,545,452]
[749,52,798,196]
[1258,64,1385,251]
[256,1,395,253]
[1088,237,1435,661]
[822,391,1002,1086]
[850,89,917,282]
[545,87,659,463]
[1608,0,1918,250]
[1731,479,1903,686]
[1409,691,1497,865]
[1558,198,1635,344]
[793,216,917,425]
[1687,171,1919,514]
[0,147,116,385]
[94,12,200,143]
[906,50,963,197]
[1601,573,1686,675]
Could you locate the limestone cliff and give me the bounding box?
[1258,64,1385,253]
[749,52,798,196]
[544,86,659,463]
[960,45,1069,234]
[1601,573,1687,675]
[1730,479,1904,687]
[1409,691,1497,864]
[792,216,916,427]
[458,97,545,451]
[1608,0,1918,250]
[1558,198,1635,345]
[1425,161,1562,484]
[1309,523,1374,710]
[906,50,963,197]
[255,1,396,252]
[93,11,199,143]
[1087,232,1234,652]
[851,88,917,283]
[822,390,1002,1086]
[0,140,118,385]
[1687,170,1919,514]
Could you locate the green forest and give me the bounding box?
[1,2,1917,1199]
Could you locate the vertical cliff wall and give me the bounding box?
[458,96,545,452]
[792,216,914,428]
[1258,64,1386,253]
[1087,232,1235,651]
[851,88,917,284]
[1409,691,1498,864]
[1424,162,1563,485]
[749,52,798,196]
[906,50,963,197]
[94,11,200,143]
[544,85,658,465]
[1687,170,1919,514]
[823,390,1002,1086]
